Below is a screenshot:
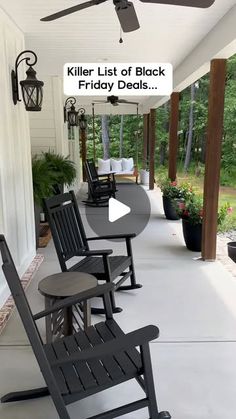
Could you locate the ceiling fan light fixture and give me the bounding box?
[115,1,140,32]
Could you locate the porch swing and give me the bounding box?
[91,103,140,184]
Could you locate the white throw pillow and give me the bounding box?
[111,159,122,172]
[97,158,111,173]
[122,158,134,172]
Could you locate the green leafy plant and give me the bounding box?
[176,194,203,225]
[32,156,54,206]
[42,151,76,186]
[158,177,193,201]
[158,177,182,199]
[218,202,233,227]
[176,194,233,226]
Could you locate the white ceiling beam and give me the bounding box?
[152,4,236,109]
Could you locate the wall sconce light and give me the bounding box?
[64,97,79,127]
[78,108,87,131]
[11,50,44,111]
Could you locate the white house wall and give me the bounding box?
[30,76,81,191]
[0,8,36,307]
[30,76,67,156]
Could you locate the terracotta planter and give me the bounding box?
[162,196,179,220]
[227,242,236,263]
[182,219,202,252]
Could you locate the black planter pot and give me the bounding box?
[162,196,179,220]
[227,242,236,263]
[182,219,202,252]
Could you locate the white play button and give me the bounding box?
[108,198,131,223]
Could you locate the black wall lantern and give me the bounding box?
[11,50,44,111]
[64,97,79,128]
[78,108,87,131]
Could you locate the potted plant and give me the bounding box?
[158,177,192,220]
[177,196,233,252]
[227,241,236,263]
[42,151,77,194]
[176,194,203,251]
[218,205,235,263]
[32,156,55,248]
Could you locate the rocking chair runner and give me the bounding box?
[0,235,171,419]
[84,160,116,206]
[44,191,142,314]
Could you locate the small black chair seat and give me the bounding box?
[69,255,131,282]
[45,319,142,400]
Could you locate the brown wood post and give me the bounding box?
[149,109,156,190]
[168,92,180,181]
[143,114,149,169]
[202,59,227,261]
[80,128,87,182]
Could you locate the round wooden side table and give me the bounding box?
[38,272,97,343]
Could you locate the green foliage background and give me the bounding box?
[85,54,236,187]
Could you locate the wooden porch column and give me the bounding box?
[143,114,149,169]
[202,59,227,261]
[168,92,180,181]
[149,109,156,190]
[80,128,87,182]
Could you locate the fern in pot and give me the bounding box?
[32,156,55,248]
[42,151,76,194]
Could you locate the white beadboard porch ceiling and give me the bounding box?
[0,0,235,112]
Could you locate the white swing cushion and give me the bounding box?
[122,158,134,172]
[111,159,122,172]
[98,158,111,173]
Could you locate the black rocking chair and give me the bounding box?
[43,191,142,314]
[83,159,116,207]
[0,235,171,419]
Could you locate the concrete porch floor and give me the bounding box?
[1,185,236,419]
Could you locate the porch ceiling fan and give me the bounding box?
[92,95,139,106]
[41,0,215,33]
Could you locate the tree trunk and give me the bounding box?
[160,102,169,165]
[119,115,124,158]
[184,83,195,172]
[101,115,110,159]
[159,143,166,165]
[201,132,206,163]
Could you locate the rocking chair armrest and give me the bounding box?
[51,325,159,366]
[33,283,114,320]
[87,233,136,241]
[76,249,113,256]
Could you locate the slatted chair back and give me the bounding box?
[0,235,62,402]
[44,191,89,271]
[84,160,92,182]
[86,159,98,181]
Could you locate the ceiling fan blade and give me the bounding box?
[115,1,140,32]
[139,0,215,8]
[41,0,107,22]
[92,100,108,103]
[118,99,139,105]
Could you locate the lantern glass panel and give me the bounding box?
[21,83,43,111]
[68,110,78,127]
